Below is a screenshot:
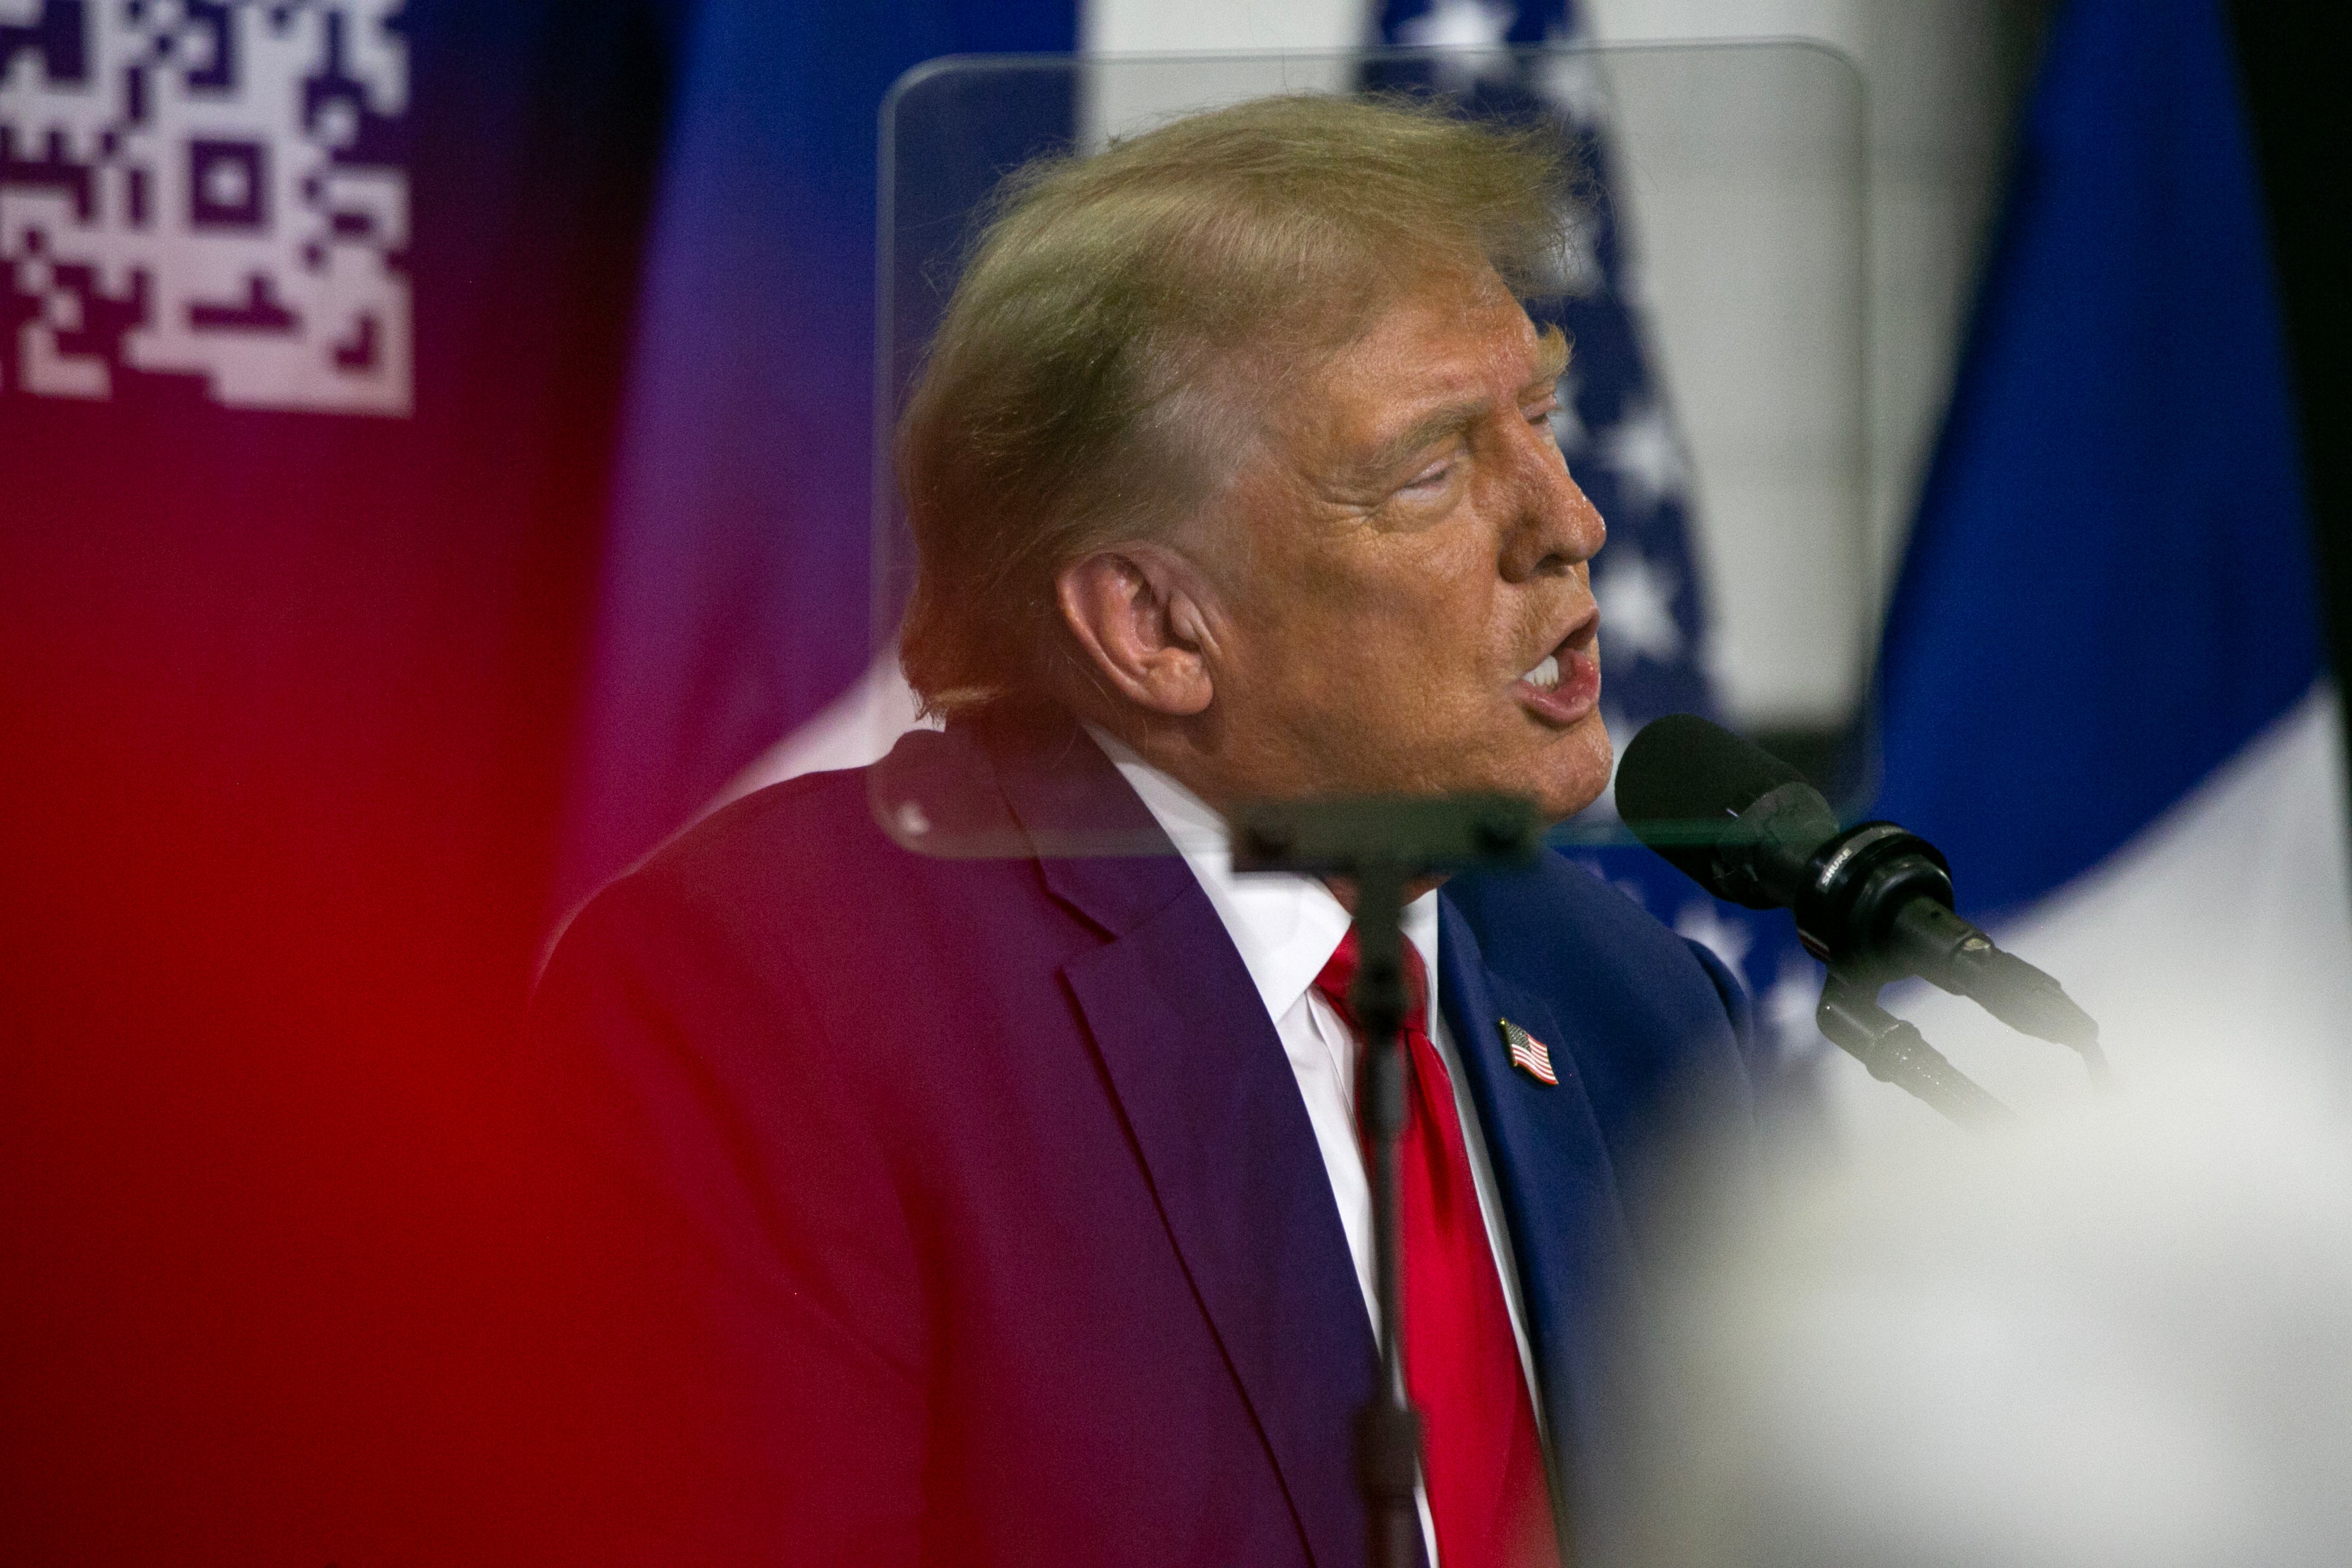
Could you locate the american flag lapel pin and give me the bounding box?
[1499,1019,1558,1086]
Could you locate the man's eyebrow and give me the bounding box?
[1526,323,1571,391]
[1349,400,1486,485]
[1345,327,1576,486]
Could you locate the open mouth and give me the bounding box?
[1513,614,1602,725]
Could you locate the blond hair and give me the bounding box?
[896,92,1571,716]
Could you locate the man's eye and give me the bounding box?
[1401,459,1453,494]
[1528,399,1561,434]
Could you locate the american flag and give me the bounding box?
[1371,0,1822,1086]
[1501,1019,1560,1086]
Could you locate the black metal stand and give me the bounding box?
[1816,966,2016,1128]
[1230,794,1543,1568]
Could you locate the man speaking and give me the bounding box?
[535,93,1754,1568]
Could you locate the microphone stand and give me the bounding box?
[1616,715,2102,1128]
[1344,855,1424,1568]
[1815,965,2015,1128]
[1231,794,1543,1568]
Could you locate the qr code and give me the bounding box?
[1,0,409,415]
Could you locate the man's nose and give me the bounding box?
[1498,425,1606,581]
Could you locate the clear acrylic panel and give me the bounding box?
[869,42,1869,859]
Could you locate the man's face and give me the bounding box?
[1191,265,1610,824]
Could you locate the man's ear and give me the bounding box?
[1054,546,1219,717]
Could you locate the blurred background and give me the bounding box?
[3,0,2346,1560]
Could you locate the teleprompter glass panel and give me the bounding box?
[868,43,1869,860]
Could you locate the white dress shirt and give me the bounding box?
[1086,728,1542,1413]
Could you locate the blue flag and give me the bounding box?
[1876,0,2322,919]
[554,0,1076,921]
[1855,0,2350,1114]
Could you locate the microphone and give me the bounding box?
[1616,714,2099,1057]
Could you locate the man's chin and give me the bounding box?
[1526,717,1615,825]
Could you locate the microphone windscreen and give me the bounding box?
[1615,713,1804,838]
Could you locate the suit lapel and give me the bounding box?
[988,719,1379,1568]
[1434,897,1639,1545]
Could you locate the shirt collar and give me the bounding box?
[1085,725,1442,1023]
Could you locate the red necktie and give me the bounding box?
[1316,930,1562,1568]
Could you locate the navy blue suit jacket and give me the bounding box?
[533,713,1754,1567]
